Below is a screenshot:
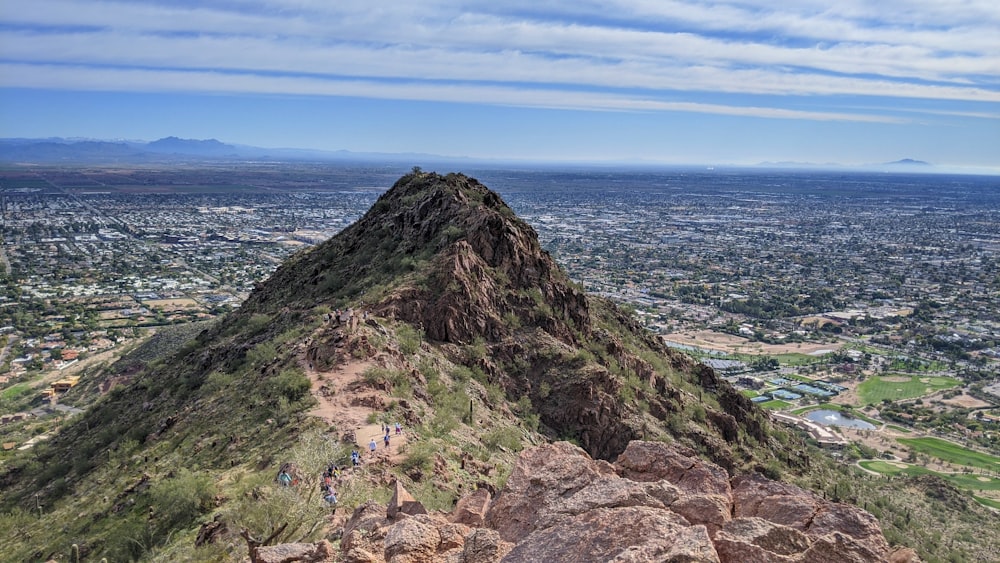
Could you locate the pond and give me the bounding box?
[804,409,876,430]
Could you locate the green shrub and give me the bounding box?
[147,468,216,534]
[483,427,522,452]
[246,314,272,334]
[201,371,235,396]
[400,442,435,476]
[270,369,311,403]
[397,325,423,356]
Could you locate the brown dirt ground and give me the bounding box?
[302,355,409,465]
[663,330,842,355]
[939,393,991,409]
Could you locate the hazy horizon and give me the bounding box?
[1,2,998,170]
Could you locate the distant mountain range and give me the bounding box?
[0,136,938,171]
[0,136,464,164]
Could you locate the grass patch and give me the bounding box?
[897,437,1000,472]
[946,473,1000,491]
[741,390,760,398]
[886,424,912,433]
[860,461,1000,491]
[973,496,1000,509]
[758,399,791,410]
[857,374,959,405]
[859,460,932,476]
[1,383,33,401]
[773,352,822,366]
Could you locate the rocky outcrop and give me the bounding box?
[329,440,899,563]
[451,487,491,527]
[254,540,335,563]
[388,480,427,519]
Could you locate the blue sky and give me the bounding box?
[1,1,998,169]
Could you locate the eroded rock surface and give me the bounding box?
[320,440,900,563]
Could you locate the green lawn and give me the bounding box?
[1,383,33,401]
[741,390,760,398]
[859,460,931,476]
[946,473,1000,491]
[897,437,1000,472]
[973,496,1000,510]
[886,424,912,433]
[857,374,960,405]
[859,461,1000,491]
[773,352,822,366]
[758,400,791,410]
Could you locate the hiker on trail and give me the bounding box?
[278,470,292,487]
[395,422,402,435]
[383,432,390,449]
[369,438,377,456]
[323,484,337,505]
[351,449,361,466]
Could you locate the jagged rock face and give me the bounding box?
[253,540,336,563]
[369,174,590,344]
[243,171,589,345]
[334,441,896,563]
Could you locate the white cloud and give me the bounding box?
[0,62,909,123]
[1,0,998,119]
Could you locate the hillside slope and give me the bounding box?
[1,170,994,562]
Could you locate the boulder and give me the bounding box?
[342,500,388,553]
[255,540,336,563]
[388,480,427,519]
[502,506,716,563]
[484,441,615,541]
[614,441,731,496]
[453,528,513,563]
[450,487,491,527]
[670,493,732,537]
[383,515,440,563]
[731,474,890,559]
[713,517,808,563]
[731,474,820,530]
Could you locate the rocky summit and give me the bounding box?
[273,440,911,563]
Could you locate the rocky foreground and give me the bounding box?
[252,440,917,563]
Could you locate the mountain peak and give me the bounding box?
[248,169,587,344]
[884,158,931,167]
[146,136,234,155]
[235,171,769,463]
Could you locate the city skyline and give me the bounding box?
[1,1,998,171]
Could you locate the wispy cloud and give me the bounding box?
[2,0,998,121]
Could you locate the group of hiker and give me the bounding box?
[325,307,369,328]
[276,463,344,507]
[368,422,403,456]
[276,421,404,508]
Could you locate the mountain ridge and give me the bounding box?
[3,170,994,562]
